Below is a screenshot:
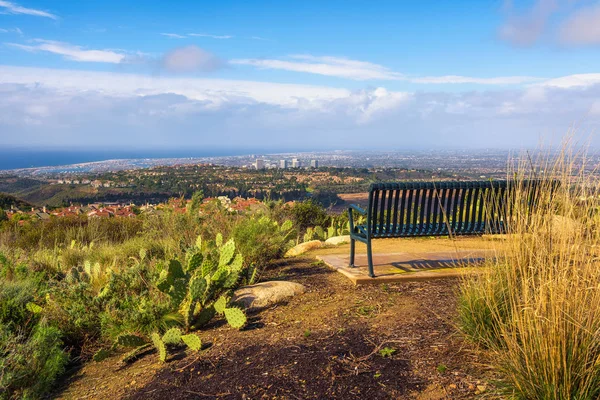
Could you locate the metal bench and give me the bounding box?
[348,180,540,277]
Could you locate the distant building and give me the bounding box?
[292,158,302,168]
[310,160,319,168]
[279,159,289,169]
[254,159,266,170]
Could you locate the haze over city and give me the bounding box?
[1,0,600,155]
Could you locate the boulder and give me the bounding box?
[325,235,350,246]
[285,240,323,257]
[232,281,306,311]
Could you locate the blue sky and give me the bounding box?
[2,0,600,151]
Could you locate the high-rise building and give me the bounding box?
[254,159,265,170]
[310,160,319,168]
[279,159,289,169]
[292,158,301,168]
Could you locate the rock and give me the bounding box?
[285,240,323,257]
[325,235,350,246]
[232,281,306,311]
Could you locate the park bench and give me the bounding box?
[348,180,542,278]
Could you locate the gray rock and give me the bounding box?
[232,281,306,311]
[325,235,350,245]
[285,240,323,257]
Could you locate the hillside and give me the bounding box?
[0,192,32,210]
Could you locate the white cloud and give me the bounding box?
[411,75,541,85]
[0,0,57,19]
[161,33,187,39]
[1,65,599,149]
[188,33,233,39]
[558,3,600,45]
[231,55,404,81]
[0,27,22,35]
[499,0,558,46]
[540,73,600,88]
[6,39,125,63]
[161,45,222,73]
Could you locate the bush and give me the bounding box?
[458,148,600,399]
[232,215,293,268]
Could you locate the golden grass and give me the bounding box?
[459,144,600,399]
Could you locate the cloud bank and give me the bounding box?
[0,0,57,19]
[0,65,598,150]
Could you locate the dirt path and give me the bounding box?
[55,255,492,399]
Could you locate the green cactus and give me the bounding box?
[116,333,146,348]
[189,274,207,300]
[167,260,185,280]
[224,307,247,329]
[151,332,167,362]
[219,239,235,266]
[121,344,152,364]
[215,232,223,247]
[229,253,244,272]
[181,334,202,351]
[162,327,182,345]
[280,220,293,232]
[187,253,203,272]
[223,269,240,289]
[213,295,228,315]
[93,348,112,362]
[314,226,325,240]
[195,235,202,250]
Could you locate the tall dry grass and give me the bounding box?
[459,145,600,399]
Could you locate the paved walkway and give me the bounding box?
[317,249,495,285]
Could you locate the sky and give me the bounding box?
[1,0,600,151]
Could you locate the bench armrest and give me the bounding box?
[348,204,366,215]
[348,204,367,234]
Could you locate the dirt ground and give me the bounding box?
[53,239,496,400]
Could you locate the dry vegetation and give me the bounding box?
[459,145,600,399]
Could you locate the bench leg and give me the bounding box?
[349,238,356,267]
[367,239,375,278]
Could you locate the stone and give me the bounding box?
[285,240,323,257]
[325,235,350,246]
[232,281,306,311]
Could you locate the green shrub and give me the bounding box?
[232,215,293,268]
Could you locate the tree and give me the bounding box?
[187,190,204,215]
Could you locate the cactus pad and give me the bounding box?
[223,270,240,289]
[224,307,247,329]
[219,239,236,266]
[168,260,185,279]
[280,220,293,231]
[116,333,146,348]
[193,305,216,329]
[195,235,202,250]
[211,267,228,284]
[189,274,207,300]
[93,348,112,362]
[162,327,182,345]
[229,253,244,271]
[213,295,228,315]
[201,258,217,277]
[215,233,223,247]
[181,334,202,351]
[151,332,167,362]
[169,278,188,306]
[187,253,203,272]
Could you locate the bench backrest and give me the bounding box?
[366,180,544,238]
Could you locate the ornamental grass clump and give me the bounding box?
[459,145,600,399]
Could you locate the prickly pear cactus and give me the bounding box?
[181,334,202,351]
[219,239,235,266]
[314,226,325,240]
[195,235,202,250]
[189,274,207,300]
[280,220,293,232]
[224,307,247,329]
[116,333,146,348]
[93,348,112,362]
[151,332,167,362]
[162,327,182,345]
[213,295,228,315]
[229,253,244,272]
[187,253,203,272]
[215,233,223,247]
